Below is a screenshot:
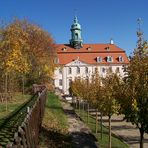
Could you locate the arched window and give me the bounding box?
[59,79,62,86]
[85,67,88,74]
[59,68,62,74]
[75,33,78,39]
[95,67,98,72]
[86,76,89,84]
[77,67,80,74]
[102,67,106,73]
[116,67,120,73]
[68,67,72,74]
[108,67,112,73]
[69,77,72,86]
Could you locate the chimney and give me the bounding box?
[110,38,114,44]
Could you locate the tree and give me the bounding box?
[0,19,30,93]
[0,18,56,93]
[101,73,121,148]
[25,21,56,85]
[88,69,102,134]
[119,40,148,148]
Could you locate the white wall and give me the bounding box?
[54,61,125,94]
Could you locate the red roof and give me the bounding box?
[56,44,129,65]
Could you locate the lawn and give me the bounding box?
[0,92,31,119]
[75,109,129,148]
[39,92,71,148]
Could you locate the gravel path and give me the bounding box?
[61,101,99,148]
[100,114,148,148]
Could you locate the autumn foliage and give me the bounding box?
[0,19,56,93]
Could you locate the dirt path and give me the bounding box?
[61,101,99,148]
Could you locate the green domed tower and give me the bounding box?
[70,16,83,49]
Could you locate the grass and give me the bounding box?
[75,109,129,148]
[0,92,35,147]
[0,92,31,119]
[39,92,71,148]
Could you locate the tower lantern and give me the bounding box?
[70,16,83,49]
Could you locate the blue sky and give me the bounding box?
[0,0,148,56]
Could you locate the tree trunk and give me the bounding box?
[139,128,144,148]
[22,75,25,96]
[83,101,85,111]
[87,103,89,124]
[5,74,8,112]
[79,100,80,113]
[100,112,103,140]
[109,115,111,148]
[95,109,98,134]
[76,99,77,109]
[5,73,8,93]
[72,96,74,107]
[83,101,85,117]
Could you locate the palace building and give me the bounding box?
[54,16,129,94]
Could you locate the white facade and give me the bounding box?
[54,59,125,94]
[54,17,128,94]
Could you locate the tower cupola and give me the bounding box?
[70,16,83,49]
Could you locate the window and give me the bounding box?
[95,67,98,72]
[108,67,112,73]
[77,67,80,74]
[87,47,92,51]
[85,67,88,74]
[75,33,78,39]
[69,78,72,86]
[59,68,62,74]
[106,47,110,51]
[86,76,89,84]
[107,56,113,62]
[119,56,124,62]
[68,67,72,74]
[116,67,120,73]
[97,56,102,62]
[76,76,81,81]
[62,47,67,51]
[59,79,62,86]
[102,67,106,73]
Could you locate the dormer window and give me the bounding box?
[97,56,102,62]
[119,56,124,62]
[87,47,92,51]
[62,47,67,51]
[106,47,110,51]
[107,56,113,62]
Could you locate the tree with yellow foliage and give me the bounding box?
[118,40,148,148]
[101,73,121,148]
[0,18,56,93]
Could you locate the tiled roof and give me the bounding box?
[56,44,129,65]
